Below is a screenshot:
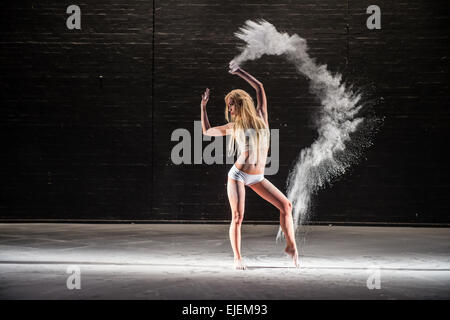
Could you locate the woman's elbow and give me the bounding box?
[255,82,264,92]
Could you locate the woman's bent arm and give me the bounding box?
[238,71,268,126]
[200,87,212,134]
[233,68,262,90]
[229,62,268,127]
[202,106,232,136]
[201,105,212,134]
[203,122,233,136]
[200,87,232,136]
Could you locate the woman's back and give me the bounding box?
[233,121,269,174]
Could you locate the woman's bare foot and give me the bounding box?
[233,257,247,270]
[285,245,299,268]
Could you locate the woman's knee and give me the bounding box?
[280,200,292,216]
[231,209,244,225]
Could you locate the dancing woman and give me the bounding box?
[200,60,298,269]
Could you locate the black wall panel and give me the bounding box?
[1,1,449,223]
[0,1,153,219]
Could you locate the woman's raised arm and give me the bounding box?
[200,88,233,136]
[229,61,268,127]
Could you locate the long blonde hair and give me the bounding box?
[224,89,270,159]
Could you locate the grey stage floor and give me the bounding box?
[0,223,449,300]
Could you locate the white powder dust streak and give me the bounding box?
[231,19,367,241]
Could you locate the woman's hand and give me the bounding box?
[228,60,241,75]
[201,88,210,108]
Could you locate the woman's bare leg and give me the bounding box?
[249,178,299,267]
[227,177,246,270]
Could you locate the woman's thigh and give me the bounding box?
[248,178,288,212]
[227,177,246,214]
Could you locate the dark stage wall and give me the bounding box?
[1,1,449,223]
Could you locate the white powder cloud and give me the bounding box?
[231,19,381,241]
